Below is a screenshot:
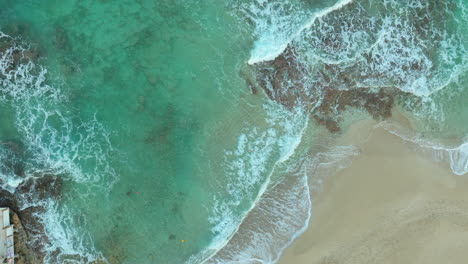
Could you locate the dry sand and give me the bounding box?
[278,120,468,264]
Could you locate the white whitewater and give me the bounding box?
[0,32,115,263]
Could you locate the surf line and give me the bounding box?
[248,0,355,65]
[199,117,310,264]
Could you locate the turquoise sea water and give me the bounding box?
[0,0,467,263]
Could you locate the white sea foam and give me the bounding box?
[246,0,354,64]
[218,0,467,263]
[190,103,309,264]
[378,121,468,176]
[296,0,468,131]
[0,33,117,183]
[204,132,360,264]
[238,0,311,64]
[0,142,26,191]
[39,202,104,263]
[448,143,468,175]
[206,172,311,264]
[248,0,467,102]
[0,32,116,263]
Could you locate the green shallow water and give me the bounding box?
[0,0,467,263]
[0,0,268,263]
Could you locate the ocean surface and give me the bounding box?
[0,0,466,263]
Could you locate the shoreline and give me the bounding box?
[278,118,468,263]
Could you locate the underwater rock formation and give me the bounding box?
[11,209,42,264]
[0,173,63,264]
[247,0,455,132]
[252,45,407,132]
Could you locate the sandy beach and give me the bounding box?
[278,119,468,264]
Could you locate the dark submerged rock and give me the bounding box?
[16,174,63,202]
[53,26,71,51]
[11,209,42,264]
[257,46,310,109]
[0,193,45,264]
[252,46,404,132]
[252,44,416,132]
[0,141,26,179]
[0,31,81,264]
[246,0,448,133]
[0,36,41,74]
[0,173,64,264]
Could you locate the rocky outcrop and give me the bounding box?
[0,34,41,78]
[0,33,68,263]
[0,173,63,264]
[256,47,312,109]
[11,209,42,264]
[246,0,453,133]
[16,174,63,202]
[312,86,397,133]
[251,46,409,132]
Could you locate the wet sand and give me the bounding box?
[278,119,468,264]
